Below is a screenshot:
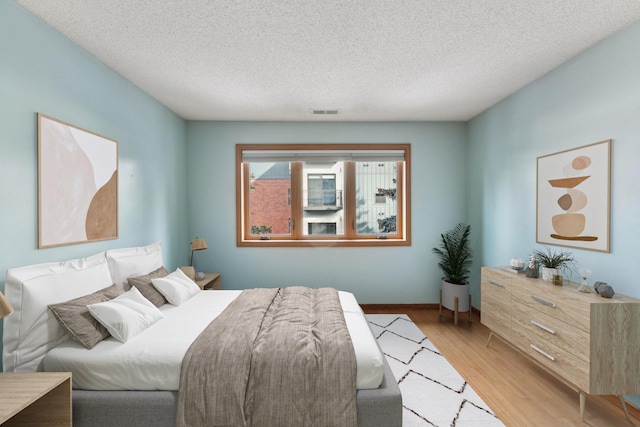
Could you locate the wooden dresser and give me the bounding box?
[481,267,640,421]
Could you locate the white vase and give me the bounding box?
[441,279,470,312]
[541,267,558,281]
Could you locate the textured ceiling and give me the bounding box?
[14,1,640,121]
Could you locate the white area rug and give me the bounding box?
[366,314,505,427]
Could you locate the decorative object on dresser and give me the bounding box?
[533,246,576,282]
[509,258,525,271]
[594,281,615,298]
[432,223,472,325]
[525,252,539,278]
[481,267,640,422]
[577,267,592,293]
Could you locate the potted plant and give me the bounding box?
[432,223,472,317]
[533,246,576,282]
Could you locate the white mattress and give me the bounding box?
[43,290,384,391]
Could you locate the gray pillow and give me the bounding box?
[127,266,169,307]
[49,284,124,349]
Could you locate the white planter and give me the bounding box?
[441,279,470,312]
[541,267,558,282]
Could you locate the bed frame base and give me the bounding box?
[73,357,402,427]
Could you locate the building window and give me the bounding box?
[236,143,411,247]
[308,222,337,235]
[307,174,337,207]
[247,162,291,236]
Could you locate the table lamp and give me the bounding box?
[190,238,208,280]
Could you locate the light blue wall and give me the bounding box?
[5,0,639,406]
[187,121,467,304]
[467,20,640,407]
[0,1,189,368]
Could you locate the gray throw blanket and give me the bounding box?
[176,287,357,427]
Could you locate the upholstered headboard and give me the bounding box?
[106,242,164,289]
[2,242,164,372]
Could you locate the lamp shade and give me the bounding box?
[190,238,208,251]
[0,291,13,319]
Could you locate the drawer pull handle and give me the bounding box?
[531,319,556,335]
[487,279,503,287]
[531,295,556,308]
[531,344,555,361]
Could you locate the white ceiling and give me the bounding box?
[15,1,640,121]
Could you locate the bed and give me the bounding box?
[2,243,402,427]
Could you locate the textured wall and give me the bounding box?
[0,1,188,368]
[466,18,640,409]
[186,121,467,304]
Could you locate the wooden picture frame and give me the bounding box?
[38,113,118,248]
[536,140,611,252]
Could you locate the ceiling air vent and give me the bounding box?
[311,109,340,115]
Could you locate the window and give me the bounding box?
[308,222,337,235]
[248,162,291,236]
[236,144,411,246]
[307,174,337,207]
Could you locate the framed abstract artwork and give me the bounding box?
[38,113,118,248]
[536,140,611,252]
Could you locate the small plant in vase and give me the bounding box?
[533,246,576,283]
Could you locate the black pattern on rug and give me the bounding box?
[367,314,504,427]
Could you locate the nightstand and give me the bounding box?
[0,372,72,426]
[195,272,222,290]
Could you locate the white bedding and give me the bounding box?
[43,290,384,391]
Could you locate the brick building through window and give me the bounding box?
[249,162,291,235]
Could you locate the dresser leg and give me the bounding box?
[618,395,632,422]
[486,332,494,347]
[579,391,586,422]
[439,290,442,319]
[454,296,459,326]
[468,294,472,324]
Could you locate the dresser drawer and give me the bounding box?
[481,269,512,311]
[512,299,589,362]
[481,292,511,339]
[511,281,591,332]
[481,267,513,292]
[511,326,589,392]
[481,268,513,339]
[481,275,510,300]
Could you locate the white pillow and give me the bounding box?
[151,268,200,306]
[87,287,163,343]
[106,242,164,289]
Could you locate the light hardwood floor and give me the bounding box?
[363,307,638,427]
